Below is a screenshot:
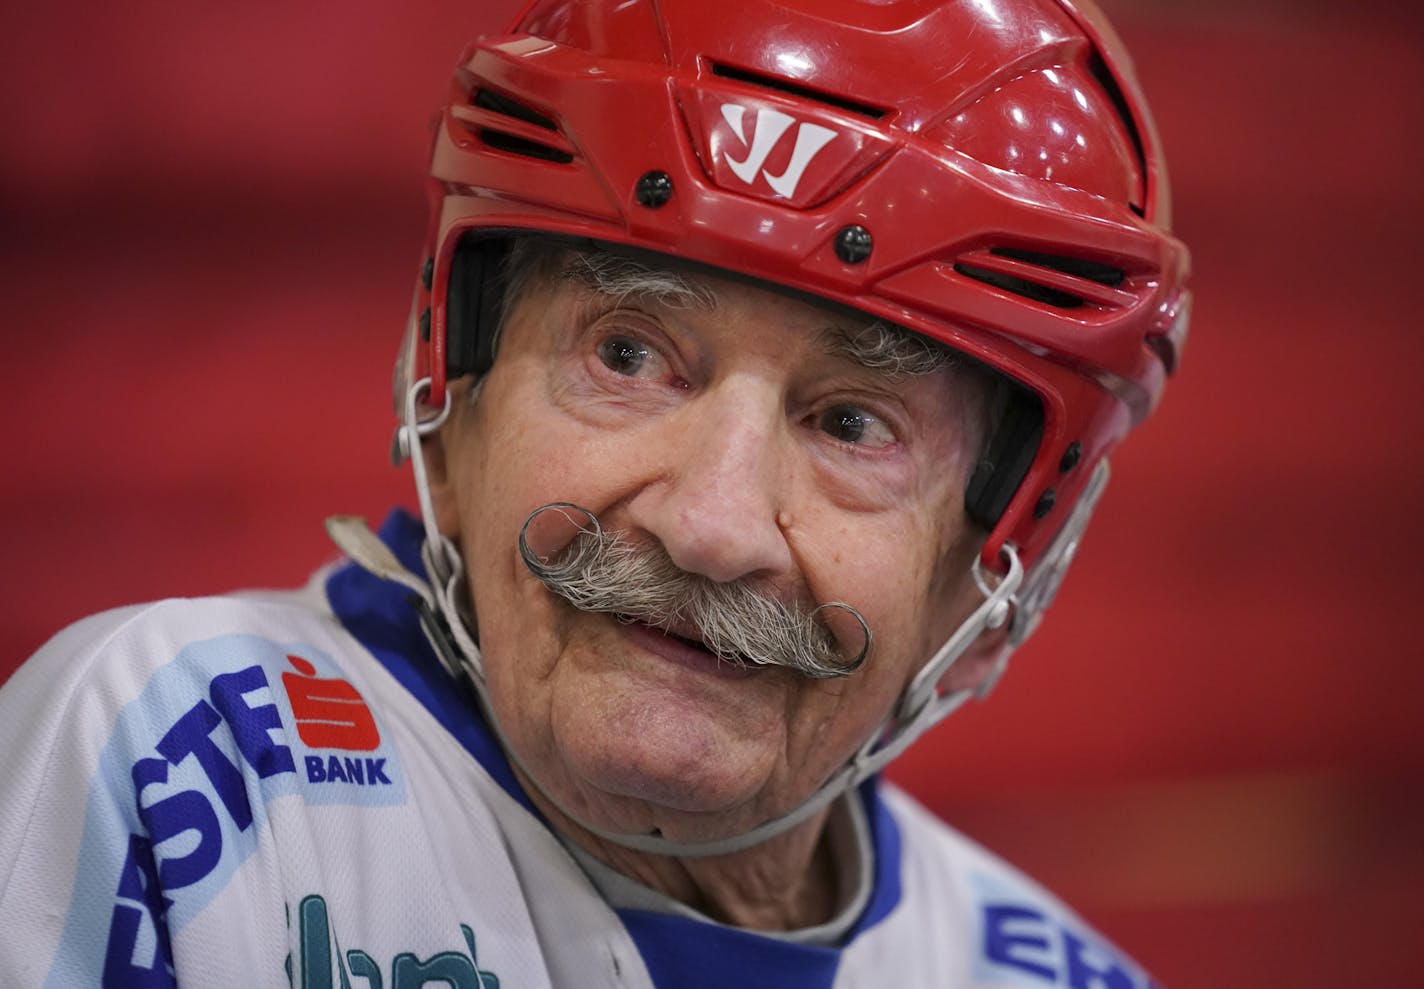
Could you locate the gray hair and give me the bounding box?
[820,321,955,379]
[561,249,716,311]
[519,504,870,679]
[498,237,957,379]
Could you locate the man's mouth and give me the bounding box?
[617,612,713,651]
[612,612,758,674]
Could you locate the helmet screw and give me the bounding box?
[835,225,873,264]
[1060,441,1082,473]
[418,306,432,341]
[421,257,434,291]
[635,170,673,208]
[1033,489,1056,519]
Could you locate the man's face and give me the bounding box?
[431,251,990,844]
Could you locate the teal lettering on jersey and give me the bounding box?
[290,894,500,989]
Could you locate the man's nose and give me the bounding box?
[625,390,795,584]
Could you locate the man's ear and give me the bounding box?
[936,625,1011,697]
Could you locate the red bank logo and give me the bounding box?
[719,102,838,199]
[281,655,391,787]
[282,655,380,750]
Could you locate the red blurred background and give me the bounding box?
[3,1,1422,984]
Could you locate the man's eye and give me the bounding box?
[818,406,895,448]
[597,336,654,377]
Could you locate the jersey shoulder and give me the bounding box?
[0,579,349,762]
[0,581,359,842]
[866,783,1162,989]
[0,582,432,987]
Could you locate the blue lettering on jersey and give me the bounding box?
[970,872,1158,988]
[102,662,301,987]
[47,635,407,988]
[983,904,1058,981]
[304,755,393,786]
[104,835,174,988]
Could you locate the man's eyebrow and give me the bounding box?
[557,248,951,378]
[561,252,717,311]
[816,322,954,378]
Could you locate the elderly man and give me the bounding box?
[0,0,1189,986]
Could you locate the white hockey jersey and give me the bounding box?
[0,510,1158,988]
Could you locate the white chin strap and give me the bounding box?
[328,378,1107,859]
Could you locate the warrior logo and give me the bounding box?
[719,103,837,199]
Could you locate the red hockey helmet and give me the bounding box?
[401,0,1190,582]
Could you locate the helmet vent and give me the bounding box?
[954,247,1132,310]
[460,88,575,164]
[991,248,1125,287]
[710,62,887,120]
[473,88,558,131]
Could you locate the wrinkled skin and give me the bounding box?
[425,263,999,928]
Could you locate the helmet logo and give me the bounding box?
[719,103,837,199]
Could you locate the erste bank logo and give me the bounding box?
[283,655,394,788]
[719,102,837,199]
[88,638,406,987]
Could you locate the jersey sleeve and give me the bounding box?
[0,599,320,988]
[0,605,181,986]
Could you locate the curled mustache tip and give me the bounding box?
[519,502,602,574]
[811,601,872,676]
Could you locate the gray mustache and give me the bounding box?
[518,503,870,680]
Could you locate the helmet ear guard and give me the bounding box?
[965,385,1045,531]
[445,233,512,381]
